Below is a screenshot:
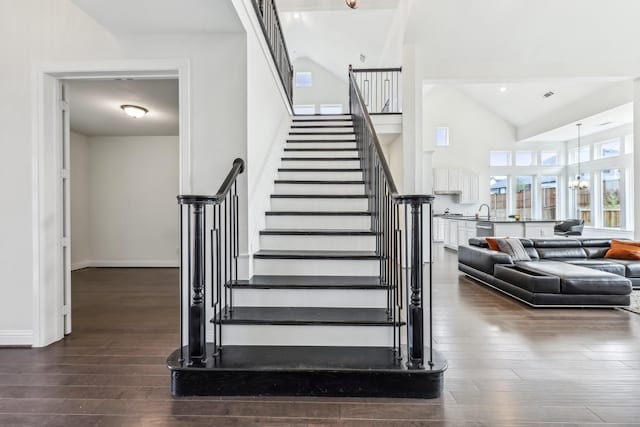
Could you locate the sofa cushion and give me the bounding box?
[533,239,581,248]
[605,240,640,260]
[584,247,610,259]
[579,238,613,247]
[497,238,531,262]
[536,247,587,259]
[605,259,640,278]
[563,260,626,276]
[516,261,631,295]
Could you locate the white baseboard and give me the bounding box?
[73,260,179,268]
[71,260,91,271]
[0,330,33,346]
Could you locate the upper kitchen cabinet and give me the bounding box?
[433,168,479,204]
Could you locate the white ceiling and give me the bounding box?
[278,0,400,12]
[66,79,179,137]
[521,103,633,142]
[71,0,243,34]
[456,79,628,127]
[281,7,401,80]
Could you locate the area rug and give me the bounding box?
[620,290,640,315]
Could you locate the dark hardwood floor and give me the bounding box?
[1,249,639,426]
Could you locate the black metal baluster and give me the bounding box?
[428,203,434,368]
[179,206,184,362]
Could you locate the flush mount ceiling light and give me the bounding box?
[346,0,358,9]
[499,86,507,93]
[120,104,149,118]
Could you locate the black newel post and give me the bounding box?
[189,203,207,365]
[394,194,434,369]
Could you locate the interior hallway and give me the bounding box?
[0,252,638,425]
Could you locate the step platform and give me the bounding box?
[167,345,447,398]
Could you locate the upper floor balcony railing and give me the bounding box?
[351,67,402,114]
[252,0,294,105]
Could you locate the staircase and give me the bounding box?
[167,113,446,398]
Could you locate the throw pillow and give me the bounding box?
[496,238,531,262]
[486,237,500,251]
[605,240,640,260]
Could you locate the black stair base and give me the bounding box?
[167,345,446,398]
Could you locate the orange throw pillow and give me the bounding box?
[486,237,500,251]
[605,240,640,260]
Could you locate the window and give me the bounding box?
[293,104,316,115]
[436,127,449,147]
[569,146,590,164]
[319,104,343,115]
[540,176,558,220]
[597,139,621,159]
[490,176,508,218]
[574,172,592,226]
[602,169,621,228]
[295,72,312,88]
[515,151,534,166]
[540,151,558,166]
[489,151,511,166]
[515,176,533,218]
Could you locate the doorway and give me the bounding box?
[32,61,190,347]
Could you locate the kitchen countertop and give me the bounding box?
[435,215,556,223]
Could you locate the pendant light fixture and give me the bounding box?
[568,123,589,190]
[346,0,358,9]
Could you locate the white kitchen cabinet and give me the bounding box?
[459,173,479,204]
[433,217,445,242]
[448,169,461,192]
[433,169,450,192]
[445,219,459,250]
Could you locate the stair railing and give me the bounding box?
[351,67,402,114]
[177,158,244,366]
[349,65,434,369]
[252,0,294,106]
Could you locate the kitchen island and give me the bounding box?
[433,215,557,250]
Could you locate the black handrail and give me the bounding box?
[349,65,435,369]
[177,158,245,366]
[251,0,294,106]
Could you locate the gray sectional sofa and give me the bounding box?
[458,238,636,307]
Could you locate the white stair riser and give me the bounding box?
[283,150,358,158]
[290,128,354,134]
[218,325,393,347]
[281,160,361,169]
[292,121,353,127]
[294,115,351,121]
[260,234,376,251]
[271,198,369,212]
[274,183,364,195]
[286,142,357,149]
[254,258,379,276]
[231,288,386,308]
[278,171,363,181]
[288,134,355,141]
[266,215,371,230]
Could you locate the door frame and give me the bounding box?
[31,59,191,347]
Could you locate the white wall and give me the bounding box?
[86,136,179,267]
[70,132,90,269]
[71,134,179,268]
[292,57,349,113]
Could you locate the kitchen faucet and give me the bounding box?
[477,203,491,220]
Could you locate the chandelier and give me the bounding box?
[568,123,589,190]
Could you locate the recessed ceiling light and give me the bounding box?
[599,121,613,127]
[293,12,300,19]
[543,91,555,98]
[120,104,148,118]
[499,86,507,93]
